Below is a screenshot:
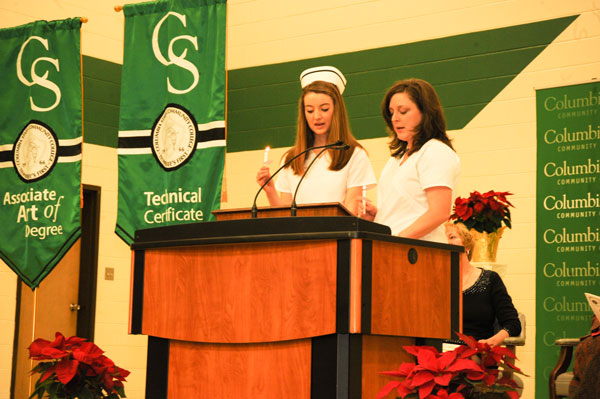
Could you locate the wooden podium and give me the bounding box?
[129,204,461,398]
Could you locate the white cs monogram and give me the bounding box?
[16,36,62,112]
[152,12,200,95]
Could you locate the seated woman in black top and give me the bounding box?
[445,222,521,347]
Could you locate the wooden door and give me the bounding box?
[12,239,81,399]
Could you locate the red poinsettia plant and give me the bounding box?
[28,332,130,399]
[377,332,525,399]
[450,191,514,234]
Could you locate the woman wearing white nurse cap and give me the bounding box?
[255,64,376,215]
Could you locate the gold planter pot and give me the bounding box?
[469,227,505,263]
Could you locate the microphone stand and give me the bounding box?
[251,140,344,218]
[290,146,330,216]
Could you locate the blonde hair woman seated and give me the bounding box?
[445,222,521,347]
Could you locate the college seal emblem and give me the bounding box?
[13,121,58,182]
[151,104,197,170]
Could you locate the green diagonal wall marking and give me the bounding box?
[79,16,577,151]
[227,15,578,153]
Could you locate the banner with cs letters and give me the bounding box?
[0,18,82,289]
[116,0,227,245]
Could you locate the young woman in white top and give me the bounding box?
[361,78,460,242]
[255,66,376,215]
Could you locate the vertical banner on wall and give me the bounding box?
[536,81,600,397]
[0,19,82,289]
[116,0,227,245]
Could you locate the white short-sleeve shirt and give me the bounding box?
[275,147,376,205]
[374,139,460,242]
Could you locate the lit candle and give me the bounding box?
[362,185,367,215]
[263,146,270,164]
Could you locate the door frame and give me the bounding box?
[10,184,101,398]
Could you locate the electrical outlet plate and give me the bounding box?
[105,267,114,280]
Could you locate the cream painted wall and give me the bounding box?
[223,4,600,399]
[0,267,17,399]
[81,143,148,399]
[1,1,599,398]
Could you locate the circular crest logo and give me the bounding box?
[13,121,58,182]
[151,104,197,171]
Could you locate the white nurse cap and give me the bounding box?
[299,66,347,95]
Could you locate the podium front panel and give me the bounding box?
[141,240,339,343]
[148,334,415,399]
[168,339,312,398]
[367,240,457,339]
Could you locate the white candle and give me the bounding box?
[362,185,367,215]
[263,146,270,164]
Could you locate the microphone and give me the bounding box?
[251,140,347,218]
[290,141,349,216]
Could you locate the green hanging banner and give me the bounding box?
[0,19,82,289]
[536,80,600,398]
[116,0,227,245]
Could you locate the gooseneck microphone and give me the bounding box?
[290,141,350,216]
[251,140,348,218]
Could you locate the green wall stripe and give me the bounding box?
[79,16,577,151]
[82,56,121,148]
[226,15,577,153]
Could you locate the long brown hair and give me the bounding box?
[381,78,453,158]
[284,81,362,175]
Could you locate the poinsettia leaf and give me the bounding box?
[91,354,116,376]
[454,332,478,349]
[73,341,105,365]
[404,345,438,357]
[49,380,65,398]
[77,386,96,399]
[483,373,497,386]
[396,380,418,397]
[39,367,56,383]
[435,389,449,399]
[446,358,482,373]
[28,338,51,358]
[457,348,478,359]
[103,372,116,389]
[382,362,416,377]
[502,362,523,372]
[449,393,465,399]
[64,335,87,347]
[465,371,485,380]
[31,363,50,373]
[115,366,130,379]
[115,385,127,397]
[382,370,407,377]
[492,345,517,359]
[417,380,436,399]
[55,359,79,384]
[505,390,520,399]
[412,370,435,386]
[49,332,66,349]
[437,350,458,369]
[433,373,453,386]
[496,375,519,388]
[40,347,70,359]
[482,355,501,368]
[377,381,402,399]
[417,350,440,371]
